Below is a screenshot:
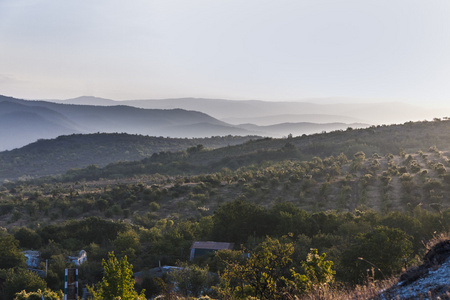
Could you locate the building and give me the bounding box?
[189,241,234,261]
[22,250,40,268]
[68,250,87,266]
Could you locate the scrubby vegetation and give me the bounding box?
[0,134,259,181]
[1,118,450,299]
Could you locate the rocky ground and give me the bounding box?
[378,240,450,299]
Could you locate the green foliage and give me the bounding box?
[113,230,141,263]
[4,120,450,297]
[87,252,145,300]
[218,237,335,299]
[341,226,413,283]
[38,217,130,246]
[286,248,335,294]
[44,254,67,291]
[219,236,296,299]
[0,134,257,180]
[14,288,63,300]
[205,249,245,274]
[14,227,42,249]
[212,199,269,244]
[1,269,47,300]
[0,231,26,269]
[169,263,217,297]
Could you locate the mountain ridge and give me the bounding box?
[0,95,374,151]
[51,95,450,124]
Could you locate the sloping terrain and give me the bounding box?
[6,120,450,217]
[0,133,259,181]
[380,240,450,299]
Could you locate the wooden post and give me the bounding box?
[64,268,78,300]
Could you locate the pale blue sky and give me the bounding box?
[1,0,450,106]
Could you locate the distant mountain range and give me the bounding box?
[0,95,373,151]
[0,95,243,150]
[52,96,450,125]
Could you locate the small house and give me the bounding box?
[22,250,40,268]
[189,241,234,261]
[68,250,87,266]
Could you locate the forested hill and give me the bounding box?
[48,118,450,181]
[1,118,450,299]
[3,118,450,182]
[0,134,260,181]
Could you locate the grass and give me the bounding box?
[425,231,450,251]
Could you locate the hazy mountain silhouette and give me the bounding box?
[238,122,369,137]
[0,95,253,150]
[223,114,366,125]
[2,95,407,151]
[54,96,450,125]
[0,111,80,150]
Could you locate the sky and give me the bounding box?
[1,0,450,107]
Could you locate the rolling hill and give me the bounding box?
[0,133,259,181]
[1,98,449,299]
[3,117,450,183]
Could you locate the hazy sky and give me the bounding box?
[1,0,450,106]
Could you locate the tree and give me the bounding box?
[0,231,26,269]
[1,269,47,300]
[287,248,335,293]
[219,236,295,299]
[14,227,42,249]
[212,198,269,244]
[341,226,413,283]
[88,252,145,300]
[169,263,217,297]
[218,237,335,299]
[113,230,142,263]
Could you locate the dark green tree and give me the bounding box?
[14,227,42,249]
[212,198,269,244]
[1,269,47,300]
[169,263,217,297]
[0,231,26,269]
[341,226,413,283]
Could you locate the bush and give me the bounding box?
[341,226,413,283]
[169,263,217,297]
[14,288,63,300]
[1,269,47,300]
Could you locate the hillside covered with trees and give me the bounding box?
[0,134,259,181]
[1,118,450,299]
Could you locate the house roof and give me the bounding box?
[22,250,40,256]
[190,241,234,250]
